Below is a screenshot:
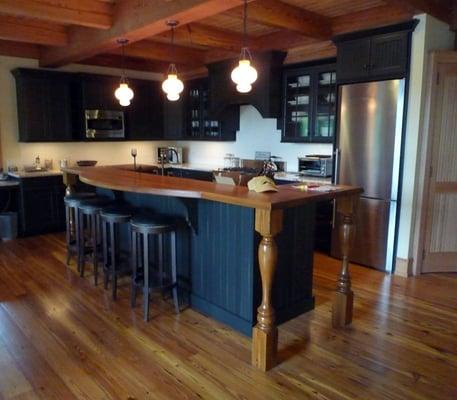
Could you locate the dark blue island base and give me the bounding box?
[98,188,316,336]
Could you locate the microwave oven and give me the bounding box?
[85,109,125,139]
[298,155,333,177]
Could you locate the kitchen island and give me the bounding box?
[64,165,362,371]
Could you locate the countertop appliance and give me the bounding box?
[85,109,125,139]
[157,147,183,164]
[332,79,405,272]
[298,155,333,177]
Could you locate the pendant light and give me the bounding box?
[231,0,257,93]
[162,21,184,101]
[114,39,134,106]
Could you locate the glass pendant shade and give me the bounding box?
[231,58,257,93]
[162,67,184,102]
[115,81,134,107]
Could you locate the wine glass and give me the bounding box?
[131,148,137,170]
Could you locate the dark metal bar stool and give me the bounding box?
[100,206,134,300]
[130,214,179,321]
[77,197,112,285]
[64,192,96,267]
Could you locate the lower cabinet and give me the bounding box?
[166,168,214,182]
[16,176,66,236]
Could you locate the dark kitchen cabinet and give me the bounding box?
[79,73,122,111]
[334,21,417,84]
[166,168,214,182]
[281,63,336,143]
[16,176,66,236]
[13,69,75,142]
[163,98,184,140]
[126,79,164,140]
[163,78,238,141]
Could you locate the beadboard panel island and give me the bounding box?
[64,165,362,371]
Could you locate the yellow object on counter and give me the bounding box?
[247,176,278,193]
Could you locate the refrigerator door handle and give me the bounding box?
[333,148,340,184]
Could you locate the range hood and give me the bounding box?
[207,51,287,119]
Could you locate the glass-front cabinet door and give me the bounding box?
[284,73,311,141]
[185,79,221,140]
[281,63,336,143]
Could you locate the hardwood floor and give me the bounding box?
[0,233,456,400]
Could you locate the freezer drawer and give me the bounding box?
[331,197,391,270]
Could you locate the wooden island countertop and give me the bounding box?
[63,164,363,372]
[64,165,362,210]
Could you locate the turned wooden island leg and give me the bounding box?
[332,195,358,328]
[252,208,283,371]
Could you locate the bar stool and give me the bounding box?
[100,206,134,300]
[77,197,113,285]
[130,214,179,321]
[64,192,96,267]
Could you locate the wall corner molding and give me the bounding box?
[395,257,414,277]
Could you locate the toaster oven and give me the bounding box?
[298,155,333,177]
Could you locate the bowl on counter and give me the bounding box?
[76,160,98,167]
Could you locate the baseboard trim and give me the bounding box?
[395,257,413,277]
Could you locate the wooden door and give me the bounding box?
[422,62,457,272]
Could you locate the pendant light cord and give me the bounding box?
[243,0,248,49]
[121,42,126,82]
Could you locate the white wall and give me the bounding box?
[396,14,455,268]
[178,105,332,171]
[0,56,168,170]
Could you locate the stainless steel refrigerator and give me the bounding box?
[332,79,405,272]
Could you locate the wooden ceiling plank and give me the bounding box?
[227,0,332,39]
[40,0,248,68]
[383,0,452,24]
[109,41,206,66]
[0,0,112,29]
[332,5,414,35]
[0,15,68,46]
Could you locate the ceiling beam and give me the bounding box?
[332,5,414,35]
[383,0,452,24]
[40,0,248,68]
[0,39,41,59]
[253,31,316,51]
[80,54,172,74]
[227,0,332,39]
[156,23,247,52]
[109,41,207,66]
[285,41,336,65]
[0,15,68,47]
[0,0,112,29]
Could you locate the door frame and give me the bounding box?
[411,51,457,275]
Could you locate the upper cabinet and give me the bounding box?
[281,63,336,143]
[334,20,418,84]
[163,77,239,141]
[13,69,165,142]
[13,68,76,142]
[125,79,164,140]
[183,78,238,141]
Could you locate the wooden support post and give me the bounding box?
[332,195,358,328]
[252,208,283,371]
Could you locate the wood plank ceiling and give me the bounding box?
[0,0,454,78]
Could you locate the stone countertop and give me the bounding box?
[8,170,63,179]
